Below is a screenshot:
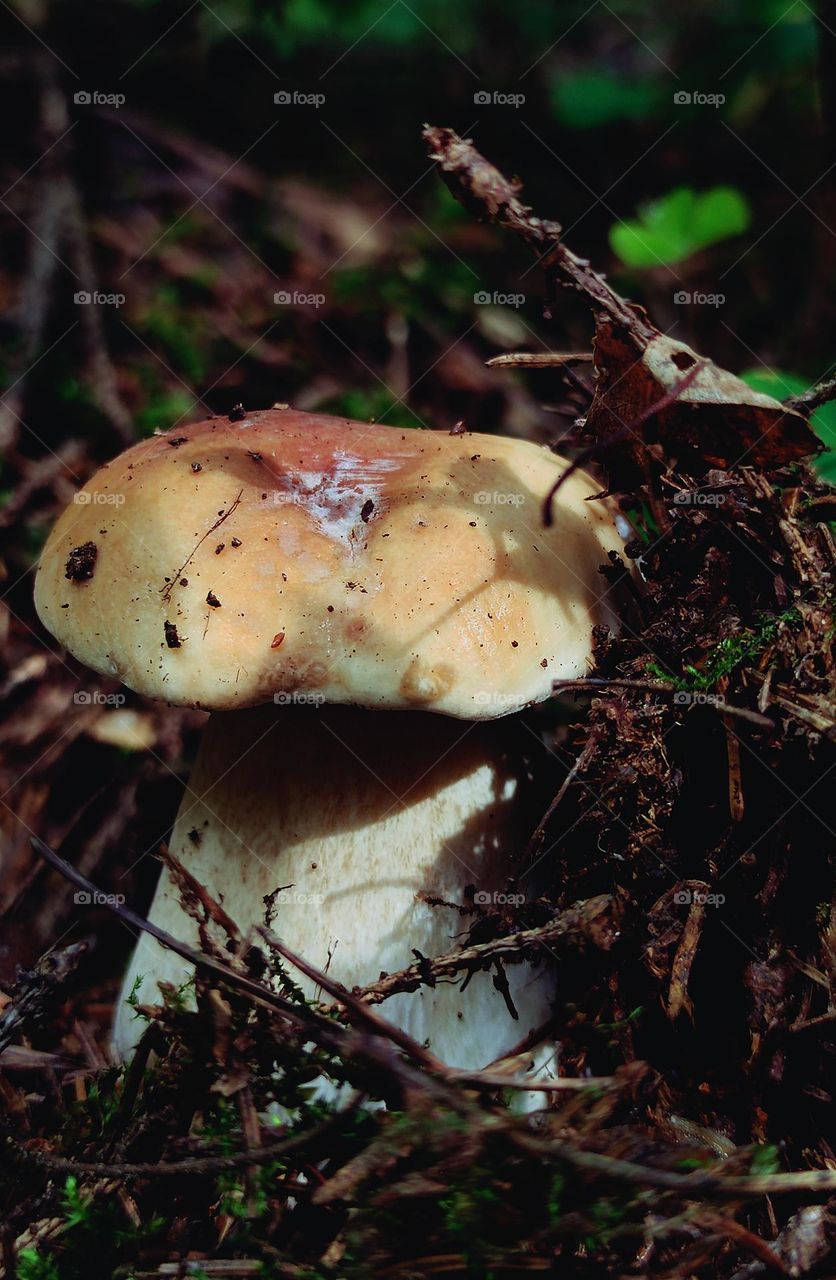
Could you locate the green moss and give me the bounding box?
[647,608,801,691]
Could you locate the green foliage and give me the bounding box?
[546,1171,566,1223]
[61,1177,89,1230]
[126,971,152,1024]
[140,286,210,385]
[134,385,198,436]
[648,609,800,691]
[750,1143,780,1174]
[610,186,751,268]
[17,1251,60,1280]
[739,368,836,483]
[583,1196,631,1249]
[552,72,663,129]
[201,0,478,58]
[15,1177,167,1280]
[324,387,425,429]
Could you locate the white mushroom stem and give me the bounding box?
[114,702,556,1076]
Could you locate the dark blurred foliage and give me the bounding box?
[2,0,836,463]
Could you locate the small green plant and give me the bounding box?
[17,1250,60,1280]
[610,186,751,268]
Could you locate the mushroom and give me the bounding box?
[34,408,621,1077]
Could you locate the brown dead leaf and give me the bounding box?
[589,322,821,479]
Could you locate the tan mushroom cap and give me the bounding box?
[34,408,621,718]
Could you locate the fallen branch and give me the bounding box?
[423,124,656,342]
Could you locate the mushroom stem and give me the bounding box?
[114,702,556,1073]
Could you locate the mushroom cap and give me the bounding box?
[34,408,621,718]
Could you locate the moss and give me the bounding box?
[647,608,801,691]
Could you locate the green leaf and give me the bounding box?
[740,367,836,482]
[690,188,751,250]
[610,186,751,268]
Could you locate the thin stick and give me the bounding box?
[486,352,593,368]
[551,678,776,729]
[1,1111,345,1179]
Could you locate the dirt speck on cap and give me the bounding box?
[229,403,246,422]
[206,591,221,608]
[164,621,182,648]
[65,542,98,582]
